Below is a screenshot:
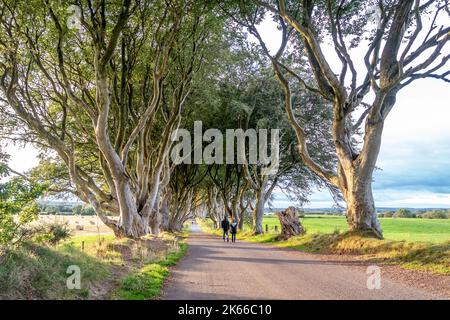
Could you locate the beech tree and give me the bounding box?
[235,0,450,238]
[183,64,334,234]
[240,77,335,234]
[163,164,209,232]
[172,28,335,233]
[0,0,223,238]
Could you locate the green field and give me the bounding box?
[257,215,450,244]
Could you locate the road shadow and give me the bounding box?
[204,255,366,266]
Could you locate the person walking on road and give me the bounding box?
[230,219,238,243]
[221,216,230,242]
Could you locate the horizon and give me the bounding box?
[36,198,450,211]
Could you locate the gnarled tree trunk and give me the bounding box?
[345,184,380,237]
[276,207,305,240]
[252,187,265,234]
[159,191,171,232]
[149,210,161,235]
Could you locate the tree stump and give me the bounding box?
[276,207,305,240]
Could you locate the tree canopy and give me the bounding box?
[1,0,448,238]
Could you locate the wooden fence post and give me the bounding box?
[265,224,268,233]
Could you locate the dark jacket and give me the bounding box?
[230,222,238,234]
[221,219,230,230]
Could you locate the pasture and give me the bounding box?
[34,215,114,236]
[257,215,450,244]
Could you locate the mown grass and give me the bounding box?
[0,233,188,299]
[260,215,450,243]
[114,242,188,300]
[199,218,450,275]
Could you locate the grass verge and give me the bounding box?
[114,242,188,300]
[0,239,111,299]
[0,233,188,299]
[198,220,450,275]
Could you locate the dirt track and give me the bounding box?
[162,224,446,300]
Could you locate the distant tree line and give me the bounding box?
[379,209,449,219]
[38,203,96,216]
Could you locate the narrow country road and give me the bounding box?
[162,224,443,300]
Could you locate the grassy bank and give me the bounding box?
[0,233,187,299]
[115,242,187,300]
[199,218,450,275]
[0,239,110,299]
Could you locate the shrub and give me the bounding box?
[71,204,95,216]
[383,211,394,218]
[72,205,83,215]
[394,208,415,218]
[81,206,95,216]
[423,210,448,219]
[0,176,47,247]
[415,210,426,218]
[32,222,72,246]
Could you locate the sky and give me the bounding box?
[3,11,450,209]
[254,13,450,209]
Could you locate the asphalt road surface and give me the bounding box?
[162,224,442,300]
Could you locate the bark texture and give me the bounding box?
[252,187,265,235]
[276,207,305,240]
